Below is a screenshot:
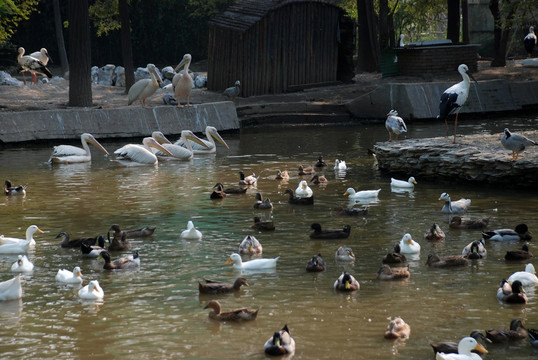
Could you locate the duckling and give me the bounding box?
[439,193,471,214]
[462,239,487,259]
[284,188,314,205]
[314,156,327,168]
[264,324,295,356]
[309,223,351,239]
[108,224,156,238]
[210,183,227,199]
[251,217,275,231]
[238,235,263,255]
[382,243,407,264]
[426,253,469,267]
[4,180,27,196]
[376,264,410,281]
[306,254,326,272]
[449,216,489,230]
[436,337,488,360]
[334,159,347,170]
[57,231,100,248]
[334,271,360,291]
[496,280,527,304]
[529,328,538,348]
[505,244,533,261]
[55,266,83,284]
[238,171,259,185]
[310,174,328,185]
[507,263,538,286]
[99,250,140,270]
[198,277,249,294]
[298,164,315,176]
[80,235,106,258]
[399,233,421,254]
[295,180,313,198]
[431,330,491,355]
[275,170,289,180]
[213,182,247,194]
[486,318,527,343]
[424,223,445,240]
[331,206,368,216]
[344,187,381,199]
[10,255,34,272]
[335,246,356,262]
[482,223,532,241]
[253,192,273,210]
[108,231,132,251]
[181,220,202,240]
[384,317,410,340]
[78,280,104,300]
[203,300,258,321]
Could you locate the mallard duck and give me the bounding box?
[99,250,140,270]
[309,223,351,239]
[213,182,247,195]
[225,253,279,270]
[399,234,421,254]
[238,235,263,255]
[377,264,410,281]
[310,174,328,185]
[496,279,527,303]
[298,164,315,176]
[78,280,104,300]
[462,240,487,259]
[108,224,155,239]
[295,180,313,198]
[529,328,538,348]
[439,193,471,214]
[203,300,258,321]
[198,278,249,294]
[334,159,347,170]
[314,156,327,168]
[56,231,100,248]
[385,109,407,142]
[10,255,34,272]
[449,216,489,230]
[80,235,106,258]
[426,253,469,267]
[431,330,491,355]
[344,187,381,199]
[334,271,360,291]
[486,318,527,343]
[275,170,289,180]
[108,231,132,251]
[383,244,407,264]
[424,223,446,240]
[507,263,538,286]
[238,171,258,185]
[253,192,273,210]
[284,189,314,205]
[181,220,202,240]
[331,206,368,216]
[264,325,296,356]
[436,337,488,360]
[335,246,355,262]
[4,180,27,196]
[210,184,227,200]
[55,266,83,284]
[505,244,533,261]
[0,275,22,301]
[1,225,44,248]
[384,317,410,339]
[390,177,417,188]
[482,224,532,241]
[501,128,537,161]
[251,217,275,231]
[306,254,326,272]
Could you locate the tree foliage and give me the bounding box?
[89,0,120,37]
[0,0,39,43]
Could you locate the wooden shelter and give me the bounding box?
[208,0,354,97]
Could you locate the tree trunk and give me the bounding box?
[357,0,380,72]
[52,0,69,75]
[447,0,460,44]
[461,0,469,44]
[68,0,92,107]
[119,0,135,92]
[489,0,514,67]
[378,0,389,50]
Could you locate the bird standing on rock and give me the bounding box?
[385,109,407,142]
[500,128,537,161]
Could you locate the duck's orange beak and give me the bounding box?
[225,258,232,265]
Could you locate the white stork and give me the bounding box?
[29,48,52,84]
[17,47,52,85]
[524,26,537,58]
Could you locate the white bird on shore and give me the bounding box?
[128,64,164,108]
[385,110,407,142]
[524,26,537,58]
[174,126,230,154]
[151,130,209,160]
[172,54,194,108]
[29,48,52,83]
[500,128,537,161]
[113,137,174,166]
[17,47,52,85]
[49,133,110,164]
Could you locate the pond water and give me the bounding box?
[0,115,537,359]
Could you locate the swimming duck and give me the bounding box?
[431,331,491,355]
[253,192,273,210]
[238,235,263,255]
[4,180,27,196]
[1,225,44,248]
[449,216,489,230]
[344,187,381,199]
[298,164,315,176]
[382,244,407,264]
[80,235,106,258]
[56,231,100,248]
[507,263,538,286]
[213,182,247,195]
[390,177,417,189]
[198,278,249,294]
[251,217,275,231]
[334,159,347,170]
[181,221,202,240]
[385,109,407,142]
[11,255,34,272]
[309,223,351,240]
[384,317,410,339]
[55,266,83,284]
[210,184,227,200]
[108,224,156,239]
[264,325,296,356]
[436,337,488,360]
[203,300,258,321]
[439,193,471,214]
[482,224,532,242]
[295,180,313,198]
[0,275,22,301]
[99,250,140,270]
[275,170,290,180]
[334,271,360,291]
[426,253,469,267]
[284,188,314,205]
[315,156,327,168]
[529,328,538,348]
[504,244,533,261]
[424,223,446,240]
[78,280,104,300]
[462,240,487,259]
[306,254,326,272]
[335,246,356,262]
[238,171,258,186]
[497,279,527,303]
[376,264,410,281]
[225,253,279,270]
[486,318,527,343]
[331,206,368,216]
[108,232,132,251]
[399,234,421,254]
[310,174,328,185]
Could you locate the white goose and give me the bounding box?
[174,126,230,154]
[113,137,174,166]
[151,130,209,160]
[11,255,34,272]
[295,180,313,198]
[128,64,164,107]
[173,53,194,107]
[78,280,104,300]
[49,133,110,164]
[0,275,22,301]
[56,267,83,284]
[180,221,202,240]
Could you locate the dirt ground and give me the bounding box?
[1,60,537,113]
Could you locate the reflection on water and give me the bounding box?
[0,116,537,359]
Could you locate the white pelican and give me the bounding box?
[173,53,194,108]
[439,193,471,214]
[113,137,174,166]
[223,80,241,100]
[500,128,537,161]
[4,180,27,196]
[151,130,209,160]
[225,253,279,270]
[180,221,202,240]
[390,177,417,188]
[128,64,163,107]
[334,159,347,170]
[344,187,381,199]
[385,109,407,142]
[17,47,52,85]
[55,267,83,284]
[49,133,110,164]
[0,225,44,248]
[78,280,104,300]
[524,26,537,58]
[174,126,230,154]
[437,64,478,143]
[295,180,313,198]
[11,255,34,272]
[0,275,22,301]
[29,48,52,83]
[399,233,421,254]
[436,337,488,360]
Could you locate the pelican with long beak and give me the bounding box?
[17,47,52,85]
[174,126,229,154]
[151,130,209,160]
[128,64,164,107]
[49,133,110,164]
[172,54,193,108]
[113,137,175,166]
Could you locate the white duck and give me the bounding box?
[344,187,381,199]
[11,255,34,272]
[439,193,471,214]
[78,280,104,300]
[225,253,279,270]
[181,221,202,240]
[334,159,347,170]
[49,133,110,164]
[56,267,84,284]
[113,137,174,166]
[399,233,421,254]
[390,177,417,189]
[295,180,313,198]
[0,225,44,254]
[436,336,488,360]
[151,130,209,160]
[174,126,230,154]
[0,275,22,301]
[507,263,538,286]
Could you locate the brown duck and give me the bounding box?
[203,300,258,321]
[426,253,469,267]
[198,278,249,294]
[376,264,410,280]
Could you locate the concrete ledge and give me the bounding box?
[0,102,239,143]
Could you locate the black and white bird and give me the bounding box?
[500,128,537,161]
[17,47,52,85]
[385,109,407,142]
[524,26,537,58]
[437,64,477,143]
[223,80,241,100]
[29,48,52,83]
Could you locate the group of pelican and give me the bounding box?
[47,126,229,166]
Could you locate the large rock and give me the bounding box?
[114,66,125,87]
[161,66,175,81]
[0,71,24,86]
[96,64,116,86]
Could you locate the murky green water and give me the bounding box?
[0,116,537,359]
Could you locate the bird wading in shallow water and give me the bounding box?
[500,128,537,161]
